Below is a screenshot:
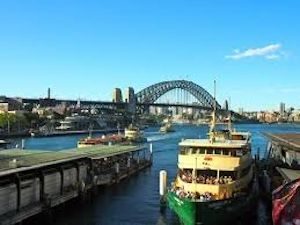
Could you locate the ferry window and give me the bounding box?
[180,148,186,155]
[232,135,242,140]
[233,134,247,140]
[215,149,221,155]
[180,147,190,155]
[196,169,217,184]
[223,150,229,155]
[192,148,198,154]
[206,149,213,154]
[219,171,237,182]
[180,169,193,183]
[199,148,206,154]
[231,150,237,157]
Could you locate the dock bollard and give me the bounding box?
[159,170,167,205]
[115,162,120,183]
[150,143,153,162]
[115,162,120,174]
[21,139,25,149]
[127,158,131,174]
[127,158,131,168]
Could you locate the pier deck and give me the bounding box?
[0,144,152,225]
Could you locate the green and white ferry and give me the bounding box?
[160,102,258,225]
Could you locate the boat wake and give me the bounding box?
[145,131,161,135]
[147,135,170,142]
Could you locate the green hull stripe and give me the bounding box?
[167,191,257,225]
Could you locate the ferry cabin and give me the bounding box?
[176,138,253,200]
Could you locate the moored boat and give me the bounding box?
[163,82,257,225]
[160,119,175,133]
[77,133,125,148]
[124,124,147,143]
[78,124,147,148]
[166,129,257,225]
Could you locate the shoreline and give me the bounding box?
[0,128,124,139]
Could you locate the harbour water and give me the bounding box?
[15,123,300,225]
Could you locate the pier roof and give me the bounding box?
[0,144,145,177]
[276,167,300,182]
[265,133,300,151]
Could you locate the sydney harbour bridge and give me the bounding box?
[136,80,220,109]
[20,80,228,114]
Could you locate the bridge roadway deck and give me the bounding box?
[0,144,144,176]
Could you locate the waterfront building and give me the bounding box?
[257,111,278,123]
[0,97,23,113]
[280,102,285,116]
[290,110,300,122]
[243,111,258,120]
[47,88,51,99]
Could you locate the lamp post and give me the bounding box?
[7,113,10,134]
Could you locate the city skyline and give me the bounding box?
[0,1,299,111]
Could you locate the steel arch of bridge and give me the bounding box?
[136,80,220,108]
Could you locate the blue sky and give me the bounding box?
[0,0,299,111]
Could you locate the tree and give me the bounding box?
[0,113,20,132]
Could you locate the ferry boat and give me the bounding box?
[165,84,257,225]
[77,134,125,148]
[124,124,147,143]
[160,119,175,133]
[77,124,146,148]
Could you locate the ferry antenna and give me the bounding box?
[209,80,217,139]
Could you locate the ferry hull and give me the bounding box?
[167,191,257,225]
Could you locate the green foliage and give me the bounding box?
[0,113,30,131]
[23,112,39,124]
[0,113,16,128]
